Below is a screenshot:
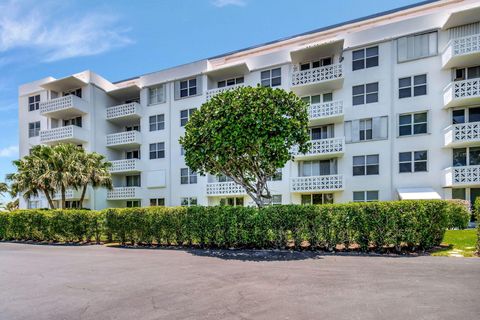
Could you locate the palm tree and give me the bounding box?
[0,182,7,196]
[76,152,112,208]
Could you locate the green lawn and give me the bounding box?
[432,229,477,257]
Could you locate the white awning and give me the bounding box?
[397,188,442,200]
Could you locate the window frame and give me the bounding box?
[397,31,438,63]
[180,168,197,184]
[352,154,379,176]
[149,114,165,131]
[149,142,165,160]
[181,197,197,206]
[179,78,197,98]
[352,46,379,71]
[150,198,165,206]
[28,121,41,138]
[353,191,379,202]
[180,108,197,127]
[352,82,379,106]
[260,67,282,87]
[398,111,428,137]
[217,76,244,88]
[148,84,166,105]
[28,94,40,111]
[399,74,427,99]
[399,150,428,173]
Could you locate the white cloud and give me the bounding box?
[0,146,18,158]
[212,0,247,8]
[0,0,133,62]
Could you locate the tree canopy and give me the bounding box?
[180,86,310,207]
[9,144,112,209]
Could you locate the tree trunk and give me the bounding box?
[61,185,66,209]
[79,185,87,209]
[42,189,55,209]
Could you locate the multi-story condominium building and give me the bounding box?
[17,0,480,209]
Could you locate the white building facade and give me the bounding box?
[17,0,480,209]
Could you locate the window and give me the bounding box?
[180,168,197,184]
[454,66,480,81]
[28,121,40,137]
[180,146,185,156]
[301,93,333,105]
[126,175,141,187]
[179,78,197,98]
[399,112,428,136]
[266,195,282,205]
[453,147,480,167]
[150,198,165,206]
[149,114,165,131]
[352,82,378,105]
[267,168,282,181]
[180,108,197,127]
[452,188,466,200]
[126,200,140,208]
[63,116,82,127]
[352,46,379,71]
[27,200,41,209]
[65,201,81,209]
[218,77,244,88]
[220,197,244,206]
[397,31,437,62]
[310,125,334,140]
[261,68,281,87]
[299,159,337,176]
[125,124,139,131]
[353,155,379,176]
[353,191,379,202]
[216,174,233,182]
[181,197,197,206]
[63,88,82,98]
[300,57,332,70]
[399,151,428,173]
[28,95,40,111]
[452,107,480,124]
[301,194,333,205]
[149,142,165,159]
[148,84,165,105]
[126,150,140,159]
[399,74,427,98]
[344,116,388,143]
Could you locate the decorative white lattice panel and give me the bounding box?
[291,63,343,86]
[290,175,343,192]
[206,84,244,101]
[309,100,343,120]
[291,138,345,157]
[106,102,141,120]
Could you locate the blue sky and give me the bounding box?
[0,0,421,197]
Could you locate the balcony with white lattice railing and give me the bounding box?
[106,130,142,149]
[206,84,244,101]
[40,95,90,118]
[291,137,345,160]
[444,165,480,187]
[106,102,142,122]
[53,188,88,200]
[206,181,246,196]
[291,63,343,95]
[442,33,480,69]
[308,100,344,125]
[443,78,480,108]
[444,121,480,147]
[107,187,143,200]
[109,159,142,174]
[290,175,344,193]
[40,125,88,145]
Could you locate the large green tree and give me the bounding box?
[180,86,310,207]
[76,152,112,208]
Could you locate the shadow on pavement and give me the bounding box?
[185,248,326,261]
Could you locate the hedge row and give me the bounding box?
[0,200,470,252]
[475,199,480,255]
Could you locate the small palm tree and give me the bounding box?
[76,152,112,208]
[0,182,7,196]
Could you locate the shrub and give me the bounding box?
[475,198,480,255]
[0,200,452,252]
[445,200,470,229]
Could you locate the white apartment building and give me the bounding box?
[17,0,480,209]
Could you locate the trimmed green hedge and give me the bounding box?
[475,198,480,255]
[0,200,469,252]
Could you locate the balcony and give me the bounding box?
[291,63,343,95]
[40,95,89,118]
[109,159,142,174]
[40,125,88,145]
[106,131,142,149]
[290,175,344,193]
[309,100,343,125]
[106,102,142,122]
[291,138,345,160]
[206,181,246,196]
[206,84,244,101]
[443,79,480,108]
[444,165,480,187]
[442,34,480,69]
[53,189,88,200]
[107,187,143,200]
[444,121,480,147]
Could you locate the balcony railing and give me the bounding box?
[106,131,142,148]
[40,95,89,116]
[106,102,142,121]
[444,165,480,187]
[291,138,345,158]
[445,121,480,146]
[291,63,343,87]
[109,159,142,173]
[206,84,244,101]
[40,125,88,144]
[206,181,246,196]
[309,100,343,121]
[442,33,480,68]
[107,187,142,200]
[53,189,86,200]
[444,78,480,107]
[290,175,343,192]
